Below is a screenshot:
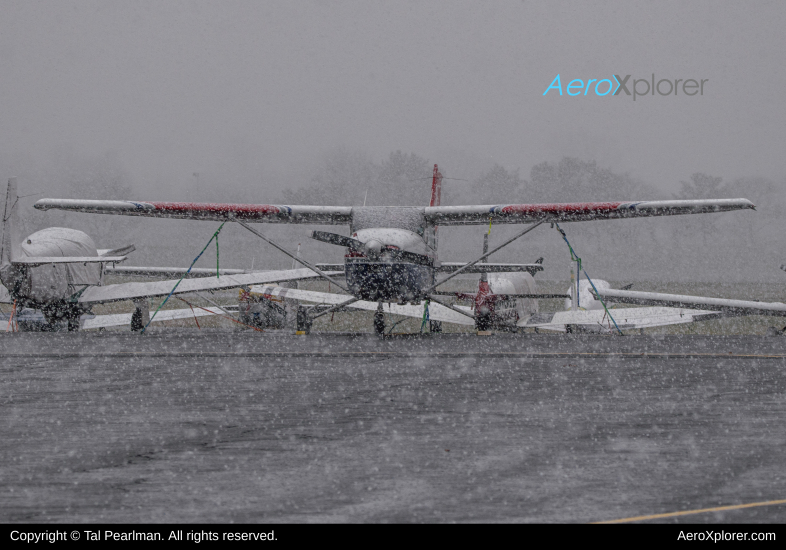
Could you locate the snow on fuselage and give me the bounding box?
[564,279,611,311]
[344,227,435,302]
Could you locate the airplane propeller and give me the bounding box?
[310,230,433,266]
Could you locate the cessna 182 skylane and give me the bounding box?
[0,178,340,331]
[33,165,757,334]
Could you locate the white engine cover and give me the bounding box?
[565,279,611,311]
[488,272,538,321]
[20,228,102,302]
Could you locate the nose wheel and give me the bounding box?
[374,302,385,336]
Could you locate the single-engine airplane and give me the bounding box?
[34,165,756,334]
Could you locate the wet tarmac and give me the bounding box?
[1,331,786,523]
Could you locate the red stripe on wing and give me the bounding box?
[498,202,625,215]
[148,202,284,218]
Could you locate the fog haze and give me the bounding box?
[1,1,785,281]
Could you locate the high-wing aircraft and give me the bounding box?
[1,178,338,331]
[34,165,756,334]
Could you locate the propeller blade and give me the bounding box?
[387,248,434,267]
[310,231,363,251]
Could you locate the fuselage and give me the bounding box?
[343,227,435,302]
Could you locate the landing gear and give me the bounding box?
[130,308,144,332]
[67,316,80,332]
[296,305,312,335]
[475,313,492,332]
[131,299,150,332]
[429,320,442,333]
[374,302,385,337]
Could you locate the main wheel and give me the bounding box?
[373,304,385,336]
[130,308,144,331]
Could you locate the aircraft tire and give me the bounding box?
[373,307,385,337]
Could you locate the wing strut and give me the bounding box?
[423,221,544,297]
[236,220,350,293]
[309,296,361,320]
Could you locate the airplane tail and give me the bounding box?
[426,164,442,252]
[1,177,21,268]
[429,164,442,207]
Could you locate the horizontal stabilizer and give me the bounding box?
[98,245,136,257]
[12,256,127,265]
[596,288,786,317]
[436,262,544,274]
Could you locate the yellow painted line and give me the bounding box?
[595,498,786,524]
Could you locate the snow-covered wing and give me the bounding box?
[77,269,341,305]
[425,199,755,225]
[521,307,721,331]
[13,255,127,265]
[34,199,352,225]
[596,288,786,317]
[81,307,223,330]
[250,285,475,326]
[105,265,248,277]
[0,283,11,303]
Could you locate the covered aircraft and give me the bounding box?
[34,165,756,334]
[1,178,339,331]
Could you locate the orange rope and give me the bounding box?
[187,302,201,329]
[175,296,264,332]
[6,300,17,332]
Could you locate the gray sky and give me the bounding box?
[2,0,785,198]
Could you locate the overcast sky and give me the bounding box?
[1,0,785,198]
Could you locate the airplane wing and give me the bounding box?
[105,265,249,277]
[520,307,721,332]
[0,306,224,330]
[80,307,223,330]
[249,285,475,326]
[34,198,753,227]
[76,268,341,305]
[424,199,755,225]
[0,283,11,303]
[12,256,127,265]
[596,288,786,317]
[34,200,352,225]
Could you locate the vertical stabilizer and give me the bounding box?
[426,165,443,252]
[429,164,442,207]
[1,178,21,267]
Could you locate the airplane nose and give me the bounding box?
[364,239,383,259]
